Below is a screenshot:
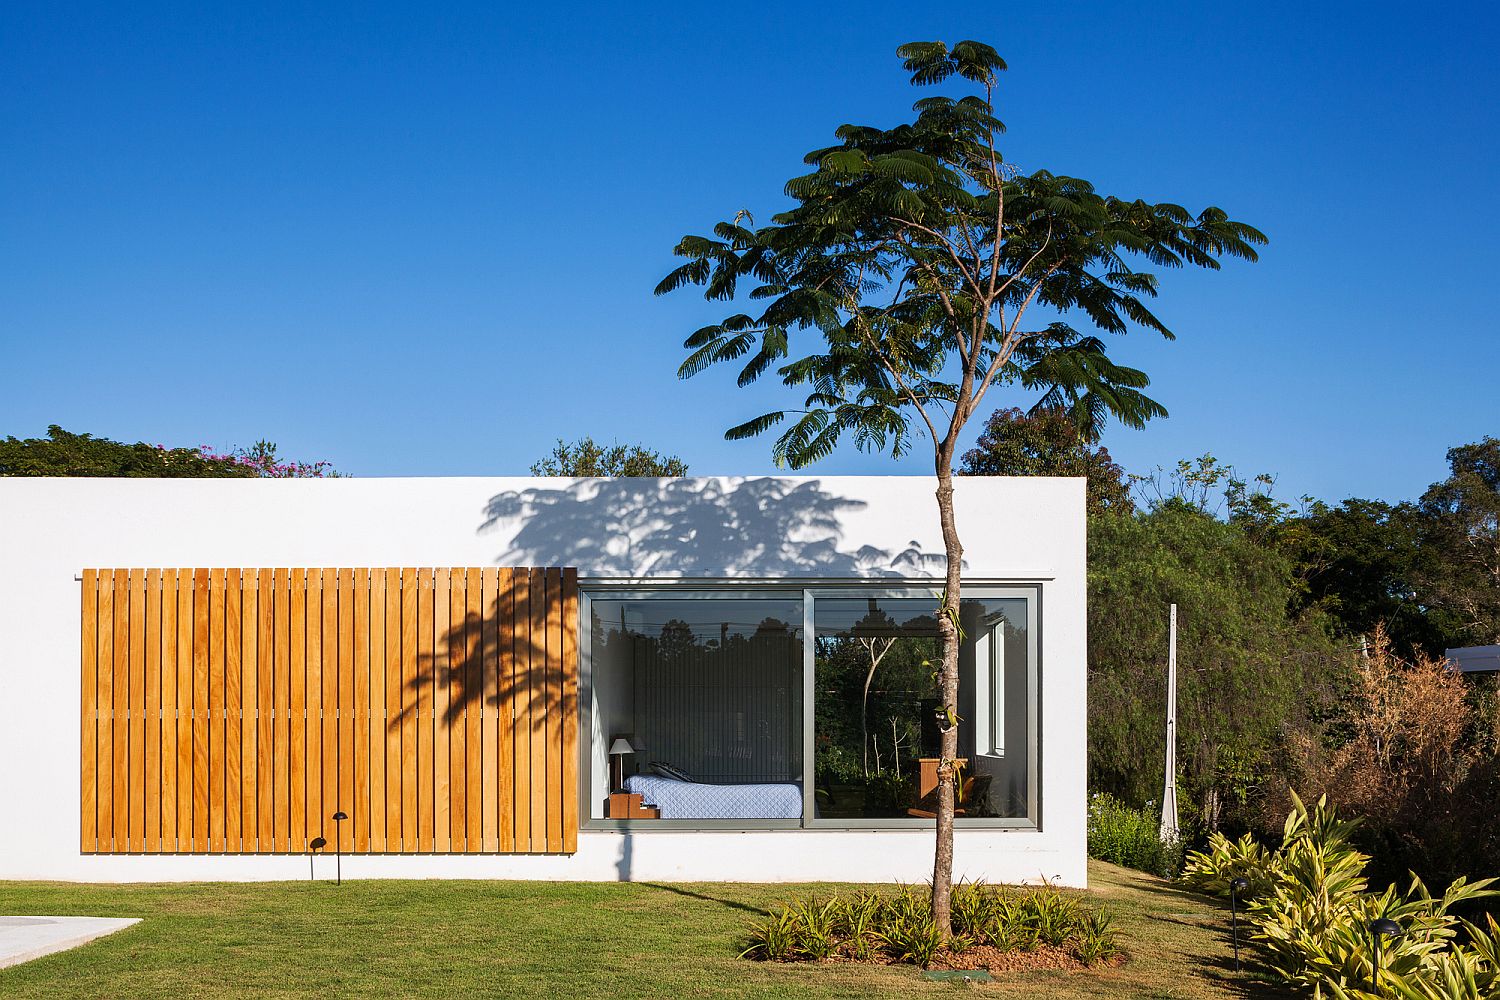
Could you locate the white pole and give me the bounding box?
[1160,603,1179,843]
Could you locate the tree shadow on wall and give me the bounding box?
[386,569,571,833]
[479,477,950,578]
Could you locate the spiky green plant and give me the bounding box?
[1073,908,1122,967]
[1181,794,1500,998]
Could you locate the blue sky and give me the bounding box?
[3,1,1495,504]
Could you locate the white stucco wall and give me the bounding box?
[0,475,1087,885]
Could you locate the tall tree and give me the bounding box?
[959,406,1133,516]
[530,437,688,477]
[1414,437,1500,646]
[657,39,1263,931]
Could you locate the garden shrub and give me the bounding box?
[740,881,1119,970]
[1087,792,1185,877]
[1181,793,1500,997]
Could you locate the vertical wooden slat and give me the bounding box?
[323,569,339,842]
[239,570,257,850]
[96,574,115,852]
[401,569,419,851]
[433,567,451,852]
[511,567,530,853]
[289,569,307,851]
[112,568,130,852]
[128,568,146,853]
[224,569,242,852]
[160,569,178,852]
[368,568,385,853]
[176,571,194,850]
[144,569,162,852]
[192,568,210,852]
[416,567,433,852]
[498,568,515,853]
[258,569,276,851]
[448,570,467,849]
[208,568,226,852]
[481,567,499,853]
[545,568,563,853]
[561,567,579,854]
[337,568,355,839]
[303,568,321,847]
[353,568,371,853]
[528,568,546,851]
[81,570,98,853]
[466,567,483,852]
[386,568,404,850]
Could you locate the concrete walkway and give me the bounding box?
[0,915,140,970]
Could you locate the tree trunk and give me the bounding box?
[860,638,894,778]
[930,468,964,937]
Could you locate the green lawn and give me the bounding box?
[0,861,1293,998]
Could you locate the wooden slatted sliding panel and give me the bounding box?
[81,567,576,855]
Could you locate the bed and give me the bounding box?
[623,773,802,820]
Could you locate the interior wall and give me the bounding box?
[589,623,634,816]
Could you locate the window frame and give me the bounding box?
[577,580,1041,833]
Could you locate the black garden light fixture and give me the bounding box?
[1370,917,1401,992]
[1229,877,1250,972]
[331,811,349,886]
[308,836,327,882]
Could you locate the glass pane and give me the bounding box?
[589,597,803,820]
[813,594,1030,820]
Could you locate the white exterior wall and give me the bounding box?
[0,475,1087,886]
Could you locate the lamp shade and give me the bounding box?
[608,738,635,756]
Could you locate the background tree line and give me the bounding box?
[961,407,1500,889]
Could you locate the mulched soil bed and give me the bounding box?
[812,944,1126,974]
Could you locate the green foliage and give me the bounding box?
[1413,437,1500,648]
[1,425,254,478]
[738,904,803,961]
[1087,792,1184,877]
[1181,795,1500,997]
[1291,497,1437,656]
[1088,495,1349,834]
[1073,909,1123,966]
[1178,828,1278,899]
[0,426,340,478]
[529,437,688,477]
[739,882,1119,969]
[657,39,1259,470]
[959,407,1134,517]
[876,894,946,968]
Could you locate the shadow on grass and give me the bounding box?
[1111,869,1298,1000]
[641,883,768,917]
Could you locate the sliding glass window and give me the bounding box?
[582,586,1037,828]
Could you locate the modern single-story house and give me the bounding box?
[0,475,1086,885]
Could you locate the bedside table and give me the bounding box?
[607,792,660,819]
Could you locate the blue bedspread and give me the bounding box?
[624,773,802,820]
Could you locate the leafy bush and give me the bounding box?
[1177,828,1277,899]
[740,881,1120,969]
[1181,793,1500,996]
[1087,792,1185,877]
